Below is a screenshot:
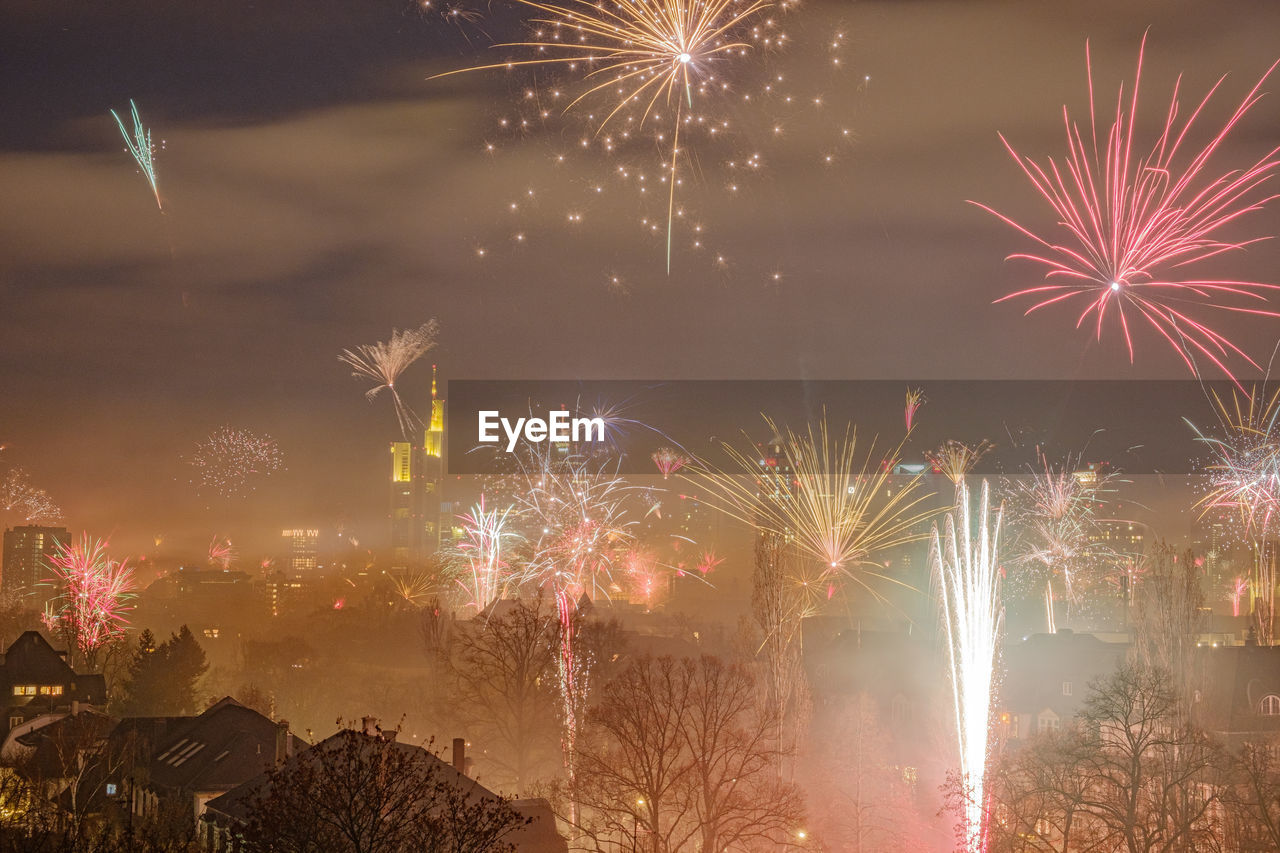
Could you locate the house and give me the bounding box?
[997,629,1129,743]
[1191,641,1280,749]
[0,631,106,736]
[203,725,567,853]
[122,696,299,828]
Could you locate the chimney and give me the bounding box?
[362,716,378,736]
[274,721,289,766]
[70,700,79,716]
[452,737,466,774]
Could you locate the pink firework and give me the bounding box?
[1231,575,1250,617]
[905,387,925,433]
[44,535,135,664]
[650,446,690,479]
[696,549,725,575]
[976,36,1280,380]
[208,537,233,570]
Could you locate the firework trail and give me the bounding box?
[687,414,936,608]
[339,321,439,439]
[932,479,1003,852]
[187,427,284,497]
[110,100,162,210]
[695,548,724,575]
[43,535,135,668]
[975,36,1280,382]
[1189,386,1280,641]
[905,387,926,433]
[452,496,520,612]
[392,569,438,607]
[928,439,995,486]
[1230,575,1250,618]
[433,0,782,272]
[650,446,691,479]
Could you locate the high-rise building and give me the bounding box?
[389,366,448,569]
[281,528,319,572]
[2,525,70,609]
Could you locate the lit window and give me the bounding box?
[51,685,62,696]
[12,685,36,697]
[1260,695,1280,716]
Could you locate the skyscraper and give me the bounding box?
[281,528,319,572]
[389,366,447,569]
[1,525,69,609]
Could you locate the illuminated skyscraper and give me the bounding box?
[389,366,448,569]
[281,528,319,572]
[2,525,69,609]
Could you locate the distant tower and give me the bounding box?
[280,528,319,572]
[389,365,448,570]
[2,525,70,610]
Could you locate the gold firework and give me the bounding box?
[687,414,938,605]
[434,0,785,271]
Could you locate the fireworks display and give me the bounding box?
[689,415,936,606]
[650,446,690,479]
[110,100,162,210]
[932,479,1003,852]
[928,439,994,486]
[339,321,439,439]
[1190,386,1280,641]
[0,461,62,525]
[435,0,779,271]
[208,536,234,569]
[905,387,926,433]
[187,427,285,497]
[43,534,135,662]
[452,497,520,612]
[1006,453,1122,627]
[977,36,1280,380]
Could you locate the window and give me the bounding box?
[37,685,63,696]
[11,685,36,697]
[1038,712,1060,733]
[8,717,21,729]
[105,783,118,797]
[1260,694,1280,716]
[1062,681,1073,697]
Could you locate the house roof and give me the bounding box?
[1191,644,1280,736]
[143,697,293,795]
[0,632,75,684]
[1000,630,1129,720]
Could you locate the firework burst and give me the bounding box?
[905,387,926,433]
[508,445,636,796]
[928,439,995,486]
[434,0,808,271]
[1007,453,1122,623]
[44,535,135,668]
[651,446,691,479]
[452,497,521,612]
[110,100,162,210]
[976,36,1280,381]
[187,427,284,497]
[1189,386,1280,640]
[932,479,1003,852]
[688,415,936,608]
[339,321,439,439]
[0,461,62,526]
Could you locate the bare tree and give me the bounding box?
[451,598,560,794]
[576,655,805,853]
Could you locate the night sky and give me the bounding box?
[3,0,1280,556]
